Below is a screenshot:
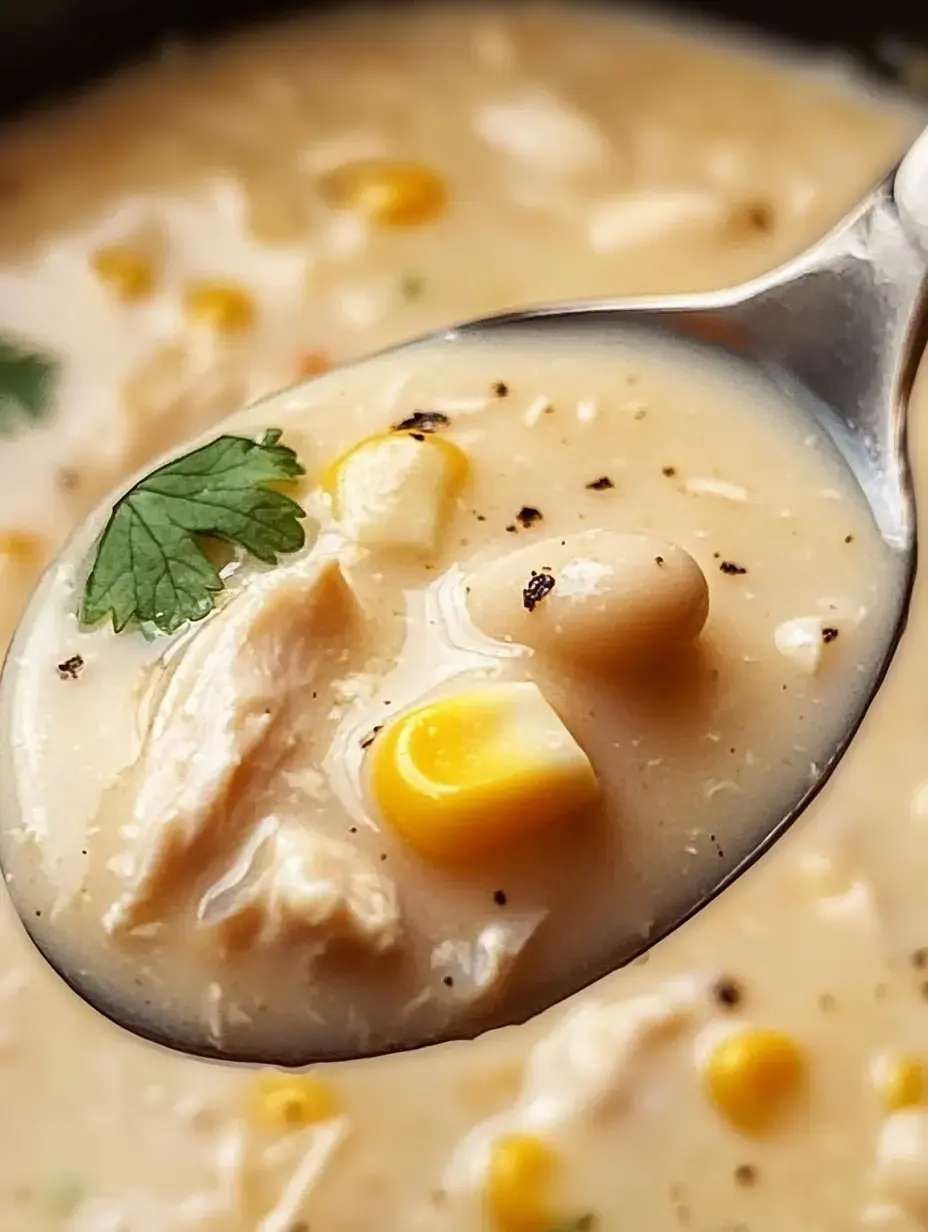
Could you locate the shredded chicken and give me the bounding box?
[444,976,704,1191]
[105,555,365,933]
[198,816,401,955]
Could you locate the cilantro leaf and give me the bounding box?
[81,430,307,635]
[0,335,59,435]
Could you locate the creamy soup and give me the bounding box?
[0,4,923,1231]
[1,329,899,1064]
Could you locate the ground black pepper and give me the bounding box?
[56,467,82,493]
[719,561,747,575]
[712,977,743,1009]
[393,410,451,433]
[822,626,839,643]
[586,476,614,491]
[56,654,85,680]
[493,889,508,906]
[516,506,543,528]
[744,200,775,233]
[492,381,509,397]
[734,1164,758,1187]
[523,569,555,612]
[662,465,677,477]
[359,725,383,750]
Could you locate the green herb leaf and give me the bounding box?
[0,335,59,435]
[81,431,307,636]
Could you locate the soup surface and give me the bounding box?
[0,5,923,1230]
[1,329,898,1064]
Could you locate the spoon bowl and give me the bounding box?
[1,129,926,1066]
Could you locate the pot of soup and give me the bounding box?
[2,2,928,1230]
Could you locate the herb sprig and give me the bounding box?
[0,335,58,435]
[81,429,306,635]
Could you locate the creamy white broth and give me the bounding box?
[0,5,923,1230]
[1,329,898,1064]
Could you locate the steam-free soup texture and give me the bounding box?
[0,6,923,1231]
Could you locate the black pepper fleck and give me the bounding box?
[393,410,451,433]
[56,467,82,493]
[729,199,776,237]
[912,948,928,970]
[719,561,747,575]
[712,977,744,1009]
[409,431,426,442]
[585,476,614,491]
[492,381,509,397]
[655,555,665,566]
[56,654,85,681]
[443,975,454,987]
[822,626,839,644]
[845,534,855,544]
[506,524,517,533]
[523,568,556,612]
[357,719,379,749]
[662,466,677,477]
[734,1164,758,1188]
[493,889,508,906]
[516,506,543,528]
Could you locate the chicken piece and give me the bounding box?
[198,816,401,955]
[104,555,361,933]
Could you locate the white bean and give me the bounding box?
[466,529,709,666]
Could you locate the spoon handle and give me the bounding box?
[715,134,928,551]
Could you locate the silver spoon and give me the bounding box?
[2,128,927,1066]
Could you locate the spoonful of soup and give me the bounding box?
[0,129,925,1067]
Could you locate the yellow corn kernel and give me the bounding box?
[0,528,44,565]
[90,246,155,302]
[876,1054,926,1113]
[320,159,447,228]
[704,1028,805,1135]
[184,281,256,334]
[486,1133,556,1232]
[248,1072,338,1131]
[323,430,468,557]
[370,682,599,864]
